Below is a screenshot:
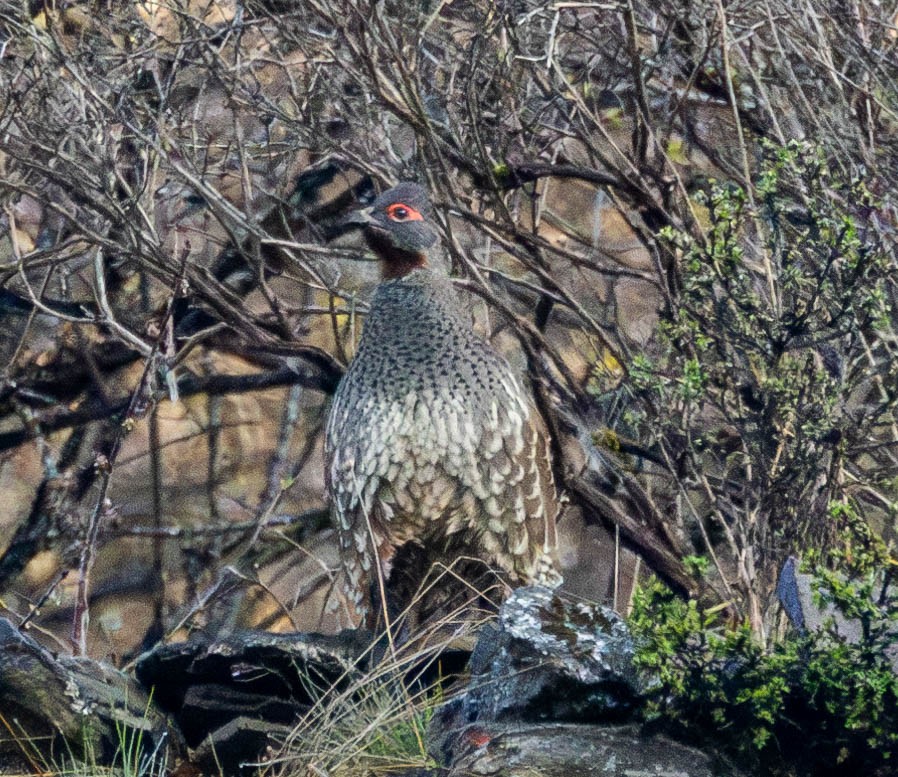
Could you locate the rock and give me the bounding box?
[187,716,290,774]
[460,586,644,723]
[429,588,745,777]
[776,556,898,669]
[135,628,368,773]
[443,721,741,777]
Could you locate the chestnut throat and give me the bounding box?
[365,230,429,279]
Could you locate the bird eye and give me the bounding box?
[386,203,423,222]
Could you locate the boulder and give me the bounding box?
[429,588,744,777]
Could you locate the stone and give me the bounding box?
[135,628,368,772]
[444,722,743,777]
[428,588,745,777]
[460,586,644,724]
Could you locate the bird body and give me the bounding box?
[325,183,560,624]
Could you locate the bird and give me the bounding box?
[324,182,561,630]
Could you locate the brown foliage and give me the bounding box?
[0,0,896,656]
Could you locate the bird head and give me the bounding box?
[344,182,439,277]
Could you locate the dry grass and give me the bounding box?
[0,713,168,777]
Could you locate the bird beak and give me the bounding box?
[340,206,376,228]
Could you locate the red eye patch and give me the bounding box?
[386,202,424,222]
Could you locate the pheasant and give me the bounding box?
[325,182,561,628]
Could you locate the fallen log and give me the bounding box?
[0,618,181,769]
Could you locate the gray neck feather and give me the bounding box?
[344,268,515,413]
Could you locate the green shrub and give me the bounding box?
[629,546,898,776]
